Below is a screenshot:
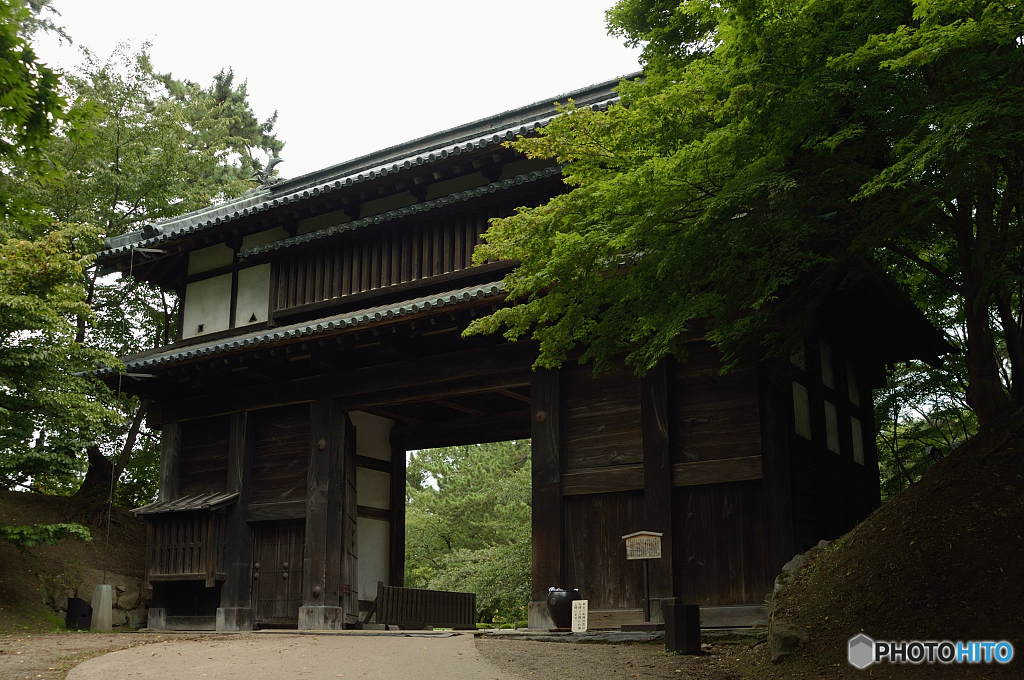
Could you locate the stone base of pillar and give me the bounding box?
[297,606,345,630]
[147,607,168,630]
[216,607,254,632]
[527,601,554,629]
[90,585,113,632]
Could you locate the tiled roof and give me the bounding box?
[132,491,239,515]
[99,280,506,376]
[239,166,561,259]
[97,74,637,260]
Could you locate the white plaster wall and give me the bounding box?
[824,401,840,453]
[349,411,395,600]
[235,264,271,326]
[349,411,394,461]
[241,227,288,251]
[187,243,234,275]
[792,382,811,440]
[358,191,417,219]
[297,209,350,235]
[357,468,390,510]
[357,518,390,600]
[424,173,487,201]
[182,274,232,339]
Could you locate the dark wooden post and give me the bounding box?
[299,400,350,630]
[663,599,701,654]
[149,423,181,630]
[389,438,406,588]
[217,411,254,631]
[158,423,181,502]
[530,368,564,629]
[641,361,674,619]
[758,365,796,576]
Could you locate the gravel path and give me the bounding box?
[66,632,515,680]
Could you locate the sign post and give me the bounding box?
[622,531,662,623]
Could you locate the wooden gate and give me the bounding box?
[252,520,305,626]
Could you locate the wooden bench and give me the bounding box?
[363,581,477,630]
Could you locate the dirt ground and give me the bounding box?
[0,632,754,680]
[0,632,211,680]
[475,638,745,680]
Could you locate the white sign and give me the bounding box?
[622,531,663,560]
[571,599,588,633]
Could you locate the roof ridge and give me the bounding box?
[97,280,507,375]
[97,73,639,259]
[239,165,562,259]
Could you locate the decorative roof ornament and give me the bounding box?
[251,156,284,188]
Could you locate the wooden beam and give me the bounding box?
[495,388,531,404]
[430,399,482,415]
[758,365,796,576]
[220,412,254,611]
[531,368,564,602]
[641,360,676,601]
[671,455,763,487]
[158,423,181,502]
[303,400,350,614]
[561,464,643,495]
[161,341,536,423]
[390,409,530,450]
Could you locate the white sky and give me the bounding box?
[35,1,642,180]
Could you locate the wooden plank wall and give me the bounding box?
[560,364,645,610]
[274,198,529,312]
[564,490,644,610]
[179,416,230,496]
[669,342,771,606]
[248,404,310,520]
[561,364,644,495]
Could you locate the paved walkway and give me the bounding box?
[67,631,516,680]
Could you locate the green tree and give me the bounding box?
[0,0,110,545]
[6,44,284,501]
[467,0,1024,429]
[405,440,531,624]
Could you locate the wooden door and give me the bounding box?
[252,520,305,626]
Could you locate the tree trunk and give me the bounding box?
[112,400,148,484]
[957,211,1011,426]
[75,446,113,500]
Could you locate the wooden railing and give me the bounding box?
[363,581,477,630]
[146,511,227,587]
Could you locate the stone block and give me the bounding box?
[216,607,254,632]
[527,601,554,629]
[147,607,168,629]
[297,606,345,630]
[769,622,808,662]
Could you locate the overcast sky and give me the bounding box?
[35,1,642,180]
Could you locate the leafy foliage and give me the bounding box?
[0,521,91,550]
[1,42,283,502]
[0,224,121,489]
[467,0,1024,431]
[405,441,531,624]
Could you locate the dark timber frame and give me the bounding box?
[110,76,948,632]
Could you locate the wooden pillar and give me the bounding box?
[158,423,181,502]
[389,439,406,588]
[641,361,675,618]
[217,412,254,631]
[758,364,796,575]
[530,368,564,629]
[299,400,352,630]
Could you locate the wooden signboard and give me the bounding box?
[623,531,663,560]
[571,600,589,633]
